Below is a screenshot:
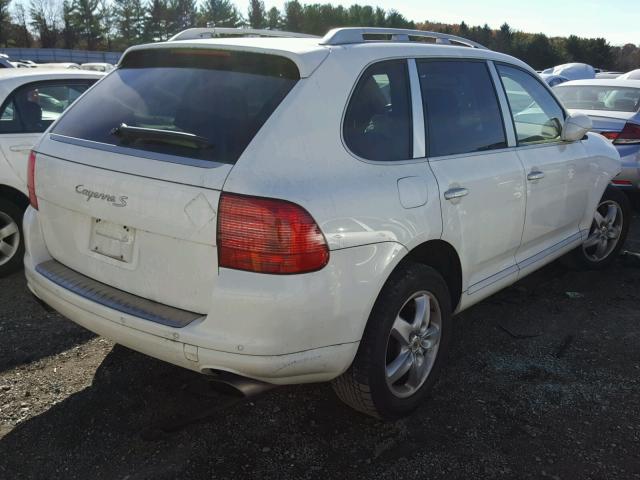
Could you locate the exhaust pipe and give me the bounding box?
[206,370,276,397]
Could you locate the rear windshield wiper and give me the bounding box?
[110,123,212,150]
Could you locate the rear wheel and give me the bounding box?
[332,263,451,419]
[566,186,630,270]
[0,198,25,277]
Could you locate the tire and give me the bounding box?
[565,186,630,270]
[0,198,25,277]
[332,263,452,419]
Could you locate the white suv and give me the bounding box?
[24,28,627,419]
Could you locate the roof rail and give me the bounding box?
[169,27,319,42]
[320,27,487,49]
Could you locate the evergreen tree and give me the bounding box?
[0,0,11,47]
[266,6,280,30]
[247,0,265,29]
[69,0,103,50]
[60,0,78,48]
[114,0,145,46]
[283,0,302,32]
[198,0,241,27]
[145,0,171,41]
[169,0,196,33]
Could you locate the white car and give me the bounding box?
[0,69,102,276]
[24,28,625,419]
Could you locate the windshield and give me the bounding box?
[554,85,640,113]
[51,48,300,164]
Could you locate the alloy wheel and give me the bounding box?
[582,200,623,262]
[385,291,442,399]
[0,211,20,267]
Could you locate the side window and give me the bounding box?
[497,65,565,145]
[344,60,412,161]
[0,81,94,134]
[417,60,506,157]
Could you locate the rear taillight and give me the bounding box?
[601,122,640,145]
[27,151,38,210]
[217,192,329,274]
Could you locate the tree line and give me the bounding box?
[0,0,638,71]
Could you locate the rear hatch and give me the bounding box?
[34,46,301,314]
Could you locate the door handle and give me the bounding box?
[444,187,469,200]
[9,144,33,153]
[527,170,545,181]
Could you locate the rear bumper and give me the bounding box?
[24,207,405,384]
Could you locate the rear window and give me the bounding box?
[554,85,640,113]
[51,49,300,165]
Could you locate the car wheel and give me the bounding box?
[0,198,25,277]
[331,263,451,419]
[567,186,630,270]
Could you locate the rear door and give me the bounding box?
[495,64,589,273]
[0,80,94,192]
[419,59,526,296]
[35,48,300,314]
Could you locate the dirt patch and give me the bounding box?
[1,216,639,479]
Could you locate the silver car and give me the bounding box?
[555,79,640,189]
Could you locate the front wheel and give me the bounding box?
[566,186,630,270]
[0,198,25,277]
[331,263,451,419]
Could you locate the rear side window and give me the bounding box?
[52,49,300,165]
[418,60,506,157]
[343,60,412,161]
[497,65,565,145]
[0,81,94,134]
[554,85,640,113]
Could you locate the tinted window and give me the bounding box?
[52,49,300,164]
[418,60,506,157]
[554,85,640,113]
[343,60,412,161]
[0,81,93,134]
[497,65,565,145]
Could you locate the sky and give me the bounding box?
[264,0,640,46]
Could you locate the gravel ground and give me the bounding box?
[1,216,639,479]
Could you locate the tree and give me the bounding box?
[145,0,171,41]
[266,6,280,30]
[114,0,145,47]
[30,0,60,48]
[198,0,241,27]
[69,0,103,50]
[12,2,33,47]
[99,0,115,49]
[247,0,265,29]
[60,0,78,48]
[0,0,11,47]
[283,0,302,32]
[495,22,512,54]
[169,0,196,33]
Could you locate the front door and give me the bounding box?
[418,59,526,297]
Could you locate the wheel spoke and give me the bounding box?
[412,294,430,330]
[604,204,617,225]
[390,316,413,346]
[386,350,413,384]
[607,226,621,239]
[406,352,425,389]
[594,211,605,228]
[584,233,600,248]
[0,242,13,257]
[0,222,17,240]
[595,238,608,257]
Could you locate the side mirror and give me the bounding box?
[561,113,592,142]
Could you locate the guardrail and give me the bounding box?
[0,48,121,64]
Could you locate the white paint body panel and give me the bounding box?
[24,38,621,384]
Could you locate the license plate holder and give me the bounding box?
[89,218,136,263]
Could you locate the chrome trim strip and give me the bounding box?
[49,133,225,169]
[408,59,426,159]
[467,265,518,295]
[35,260,203,328]
[517,231,583,270]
